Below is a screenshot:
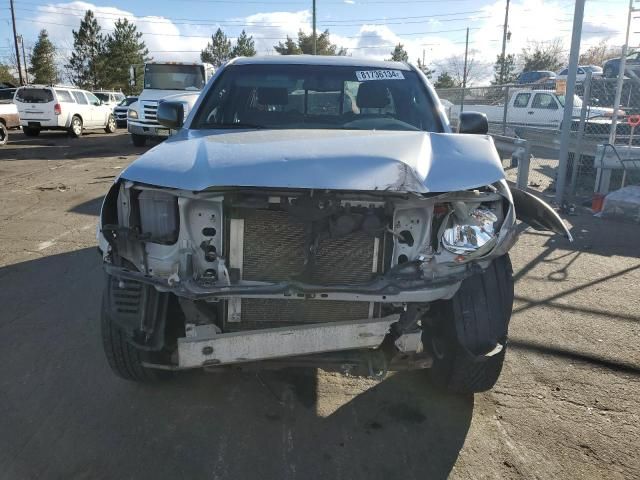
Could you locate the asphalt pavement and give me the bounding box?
[0,131,638,480]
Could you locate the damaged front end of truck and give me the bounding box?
[97,129,570,385]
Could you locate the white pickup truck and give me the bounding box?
[448,89,614,129]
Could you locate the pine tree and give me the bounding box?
[65,10,106,89]
[416,58,434,79]
[274,30,346,56]
[492,53,518,85]
[104,18,149,93]
[29,30,58,85]
[232,30,256,58]
[201,28,232,67]
[388,43,408,62]
[433,72,458,89]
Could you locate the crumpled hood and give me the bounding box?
[120,129,505,193]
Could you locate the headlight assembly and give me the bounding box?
[441,204,498,256]
[137,190,179,244]
[128,108,138,119]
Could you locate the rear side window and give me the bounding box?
[513,93,531,108]
[55,89,74,103]
[72,91,88,104]
[15,88,54,103]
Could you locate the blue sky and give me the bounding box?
[0,0,633,82]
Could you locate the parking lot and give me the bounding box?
[1,131,639,479]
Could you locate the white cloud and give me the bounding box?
[18,0,632,86]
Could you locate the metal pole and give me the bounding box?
[499,0,511,84]
[312,0,317,55]
[502,85,509,135]
[555,0,586,206]
[609,0,634,145]
[461,27,469,113]
[569,70,592,198]
[19,36,28,84]
[9,0,24,85]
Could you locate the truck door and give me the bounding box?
[510,92,532,125]
[529,92,561,128]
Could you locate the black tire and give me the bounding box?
[101,291,170,382]
[131,133,147,147]
[22,126,40,137]
[425,255,514,394]
[0,122,7,146]
[104,114,117,133]
[69,116,83,138]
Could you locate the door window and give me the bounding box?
[513,93,531,108]
[72,91,88,104]
[55,89,74,103]
[532,93,558,110]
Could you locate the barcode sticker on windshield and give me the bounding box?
[355,70,405,81]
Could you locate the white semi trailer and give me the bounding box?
[127,62,214,146]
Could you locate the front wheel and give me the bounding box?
[424,255,514,394]
[104,114,117,133]
[131,133,147,147]
[101,290,170,382]
[68,116,83,137]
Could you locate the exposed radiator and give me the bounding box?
[227,208,382,329]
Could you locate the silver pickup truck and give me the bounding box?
[97,56,571,393]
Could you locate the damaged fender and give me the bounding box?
[511,187,573,240]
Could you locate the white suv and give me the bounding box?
[14,85,117,137]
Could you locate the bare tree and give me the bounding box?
[579,40,623,66]
[437,50,482,87]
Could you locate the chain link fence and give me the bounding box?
[437,76,640,206]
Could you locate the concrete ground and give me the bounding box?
[1,131,638,480]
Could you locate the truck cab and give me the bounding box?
[127,62,214,146]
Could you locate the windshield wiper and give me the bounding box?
[214,122,266,129]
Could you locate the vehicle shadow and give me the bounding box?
[0,131,147,161]
[2,245,638,479]
[0,247,471,480]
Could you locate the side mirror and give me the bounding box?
[157,101,185,129]
[458,111,488,134]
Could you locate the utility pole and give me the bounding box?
[499,0,511,84]
[609,0,635,146]
[9,0,24,85]
[19,35,28,85]
[312,0,317,55]
[556,0,586,206]
[461,27,469,112]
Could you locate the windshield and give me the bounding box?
[94,93,110,102]
[14,87,53,103]
[584,66,603,73]
[119,97,137,106]
[192,64,441,132]
[557,95,583,108]
[144,64,205,90]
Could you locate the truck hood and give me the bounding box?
[120,129,505,193]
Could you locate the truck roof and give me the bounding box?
[231,55,412,70]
